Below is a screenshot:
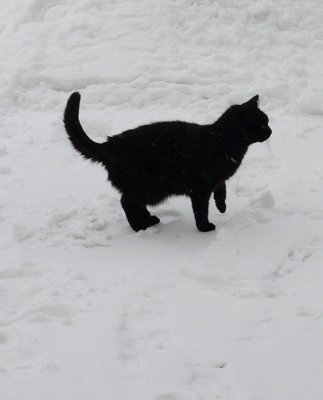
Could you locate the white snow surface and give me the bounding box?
[1,1,323,399]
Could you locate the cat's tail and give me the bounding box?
[63,92,104,163]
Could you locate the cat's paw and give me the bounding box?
[131,216,160,232]
[215,201,226,213]
[196,222,216,232]
[148,215,160,227]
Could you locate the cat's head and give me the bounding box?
[238,95,272,144]
[221,95,272,145]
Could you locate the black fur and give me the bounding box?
[64,92,271,232]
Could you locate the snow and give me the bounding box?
[1,0,323,399]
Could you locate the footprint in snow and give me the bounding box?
[12,224,34,243]
[296,308,322,320]
[187,362,233,399]
[0,167,11,175]
[154,394,186,400]
[1,304,75,327]
[0,332,8,344]
[288,247,313,263]
[117,293,173,361]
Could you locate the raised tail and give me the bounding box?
[63,92,104,163]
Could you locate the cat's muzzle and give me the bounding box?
[259,126,272,142]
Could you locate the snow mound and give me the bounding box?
[250,190,275,209]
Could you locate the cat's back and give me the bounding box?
[108,120,206,156]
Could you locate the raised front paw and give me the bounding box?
[215,201,226,213]
[196,222,216,232]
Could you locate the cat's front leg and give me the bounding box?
[213,183,226,213]
[190,191,215,232]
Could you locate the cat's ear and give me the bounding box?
[243,95,259,108]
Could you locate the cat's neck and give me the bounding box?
[211,112,249,159]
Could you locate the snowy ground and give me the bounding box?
[1,1,323,399]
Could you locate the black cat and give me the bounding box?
[63,93,271,232]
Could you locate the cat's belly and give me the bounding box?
[108,168,190,205]
[143,181,190,205]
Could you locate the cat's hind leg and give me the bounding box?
[121,195,160,232]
